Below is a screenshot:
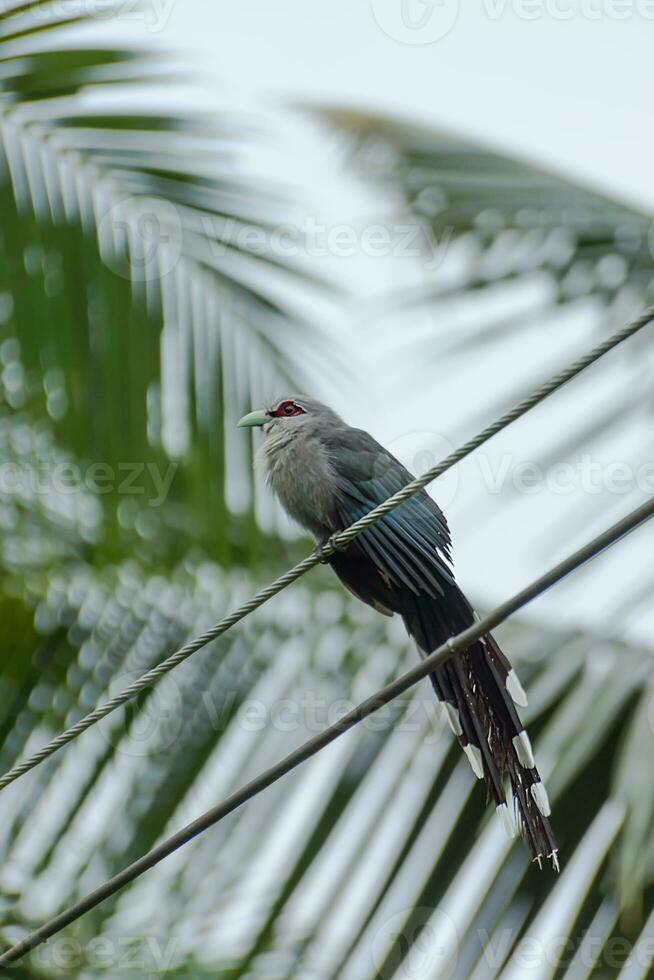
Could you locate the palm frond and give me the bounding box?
[1,6,342,557]
[3,25,654,978]
[1,482,651,976]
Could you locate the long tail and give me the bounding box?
[402,588,559,869]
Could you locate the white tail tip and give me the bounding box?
[512,731,535,770]
[531,781,551,817]
[444,703,463,737]
[464,743,484,779]
[497,802,516,839]
[506,669,528,707]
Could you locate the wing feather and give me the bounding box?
[322,427,454,598]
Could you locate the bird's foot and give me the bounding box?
[315,539,337,563]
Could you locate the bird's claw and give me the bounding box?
[315,539,336,564]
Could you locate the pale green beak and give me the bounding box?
[237,408,268,428]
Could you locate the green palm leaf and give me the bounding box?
[1,4,342,563]
[3,16,654,979]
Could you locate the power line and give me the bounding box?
[0,307,651,796]
[1,494,652,967]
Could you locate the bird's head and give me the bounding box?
[237,395,342,436]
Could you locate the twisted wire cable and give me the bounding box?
[0,306,651,794]
[2,494,653,966]
[324,306,654,551]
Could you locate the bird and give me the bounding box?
[239,395,558,868]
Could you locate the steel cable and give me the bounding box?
[2,494,653,966]
[0,306,651,794]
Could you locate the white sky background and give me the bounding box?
[162,0,654,211]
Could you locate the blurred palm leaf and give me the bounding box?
[322,108,653,311]
[1,1,342,563]
[2,460,652,978]
[3,19,654,979]
[316,109,654,976]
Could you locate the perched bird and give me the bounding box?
[239,396,558,868]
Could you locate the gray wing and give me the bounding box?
[321,425,455,599]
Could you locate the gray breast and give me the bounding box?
[257,428,337,540]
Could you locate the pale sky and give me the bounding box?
[162,0,654,211]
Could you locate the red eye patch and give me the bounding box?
[272,400,306,418]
